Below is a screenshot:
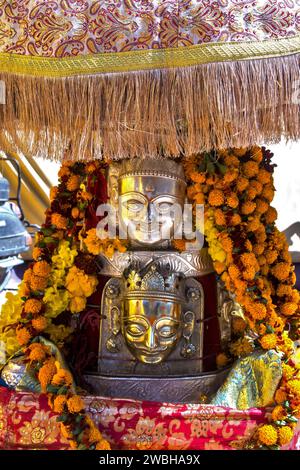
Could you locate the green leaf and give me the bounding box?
[266,325,275,334]
[47,384,59,394]
[287,416,298,423]
[44,237,56,244]
[41,228,53,236]
[56,413,68,423]
[216,162,227,175]
[78,444,88,450]
[58,386,69,395]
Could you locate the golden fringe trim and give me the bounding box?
[0,35,300,77]
[0,54,299,161]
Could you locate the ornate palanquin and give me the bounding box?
[0,0,300,453]
[0,387,299,450]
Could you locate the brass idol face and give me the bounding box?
[122,297,182,364]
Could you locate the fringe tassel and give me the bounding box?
[0,54,299,161]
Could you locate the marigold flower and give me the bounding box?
[236,177,249,192]
[233,148,247,158]
[69,296,86,314]
[32,316,48,332]
[50,186,59,201]
[223,170,239,184]
[52,368,73,387]
[246,217,260,232]
[28,343,48,362]
[86,162,98,174]
[278,426,293,446]
[88,425,103,443]
[216,353,230,369]
[253,244,265,256]
[16,326,31,345]
[214,209,226,226]
[24,298,42,315]
[240,252,257,268]
[261,185,275,202]
[224,155,240,167]
[32,247,43,261]
[230,213,242,226]
[265,207,278,224]
[23,269,32,283]
[243,161,259,178]
[71,207,80,219]
[271,405,287,422]
[60,423,73,439]
[271,263,291,281]
[66,174,81,192]
[241,201,256,215]
[257,169,272,184]
[255,198,269,215]
[96,441,111,450]
[232,317,247,334]
[51,213,68,230]
[258,425,278,446]
[226,193,239,209]
[58,166,70,178]
[30,274,48,291]
[193,193,206,204]
[281,302,298,317]
[84,228,102,255]
[67,395,84,413]
[260,334,277,350]
[190,172,206,183]
[244,239,253,252]
[251,147,263,163]
[265,250,278,265]
[228,264,240,280]
[247,187,258,201]
[229,337,253,357]
[33,261,51,278]
[275,389,287,404]
[219,234,233,253]
[247,303,267,320]
[282,364,296,381]
[173,239,186,251]
[208,189,224,207]
[38,359,57,391]
[287,379,300,397]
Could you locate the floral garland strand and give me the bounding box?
[184,146,300,449]
[1,158,111,450]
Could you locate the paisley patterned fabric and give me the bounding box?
[0,1,299,58]
[0,387,299,450]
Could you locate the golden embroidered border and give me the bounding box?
[1,35,300,77]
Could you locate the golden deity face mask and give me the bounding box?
[108,159,186,247]
[122,298,182,364]
[121,265,191,364]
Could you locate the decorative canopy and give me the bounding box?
[0,1,299,160]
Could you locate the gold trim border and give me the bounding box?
[0,35,300,77]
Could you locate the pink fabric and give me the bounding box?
[0,387,299,450]
[0,1,299,57]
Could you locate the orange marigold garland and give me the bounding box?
[1,157,112,450]
[184,146,300,449]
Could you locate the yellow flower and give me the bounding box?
[232,317,247,334]
[51,240,78,271]
[43,287,70,318]
[69,296,87,314]
[45,323,73,348]
[282,364,295,381]
[278,426,293,446]
[258,425,278,446]
[247,302,267,320]
[260,334,277,350]
[65,266,98,299]
[287,379,300,397]
[214,208,226,226]
[50,186,59,201]
[84,228,102,255]
[229,337,253,357]
[265,206,277,224]
[257,169,272,184]
[28,343,48,362]
[32,247,43,261]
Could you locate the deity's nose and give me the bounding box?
[147,202,156,223]
[144,328,157,349]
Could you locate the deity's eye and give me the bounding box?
[157,325,176,338]
[156,202,173,214]
[126,323,146,337]
[123,200,144,213]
